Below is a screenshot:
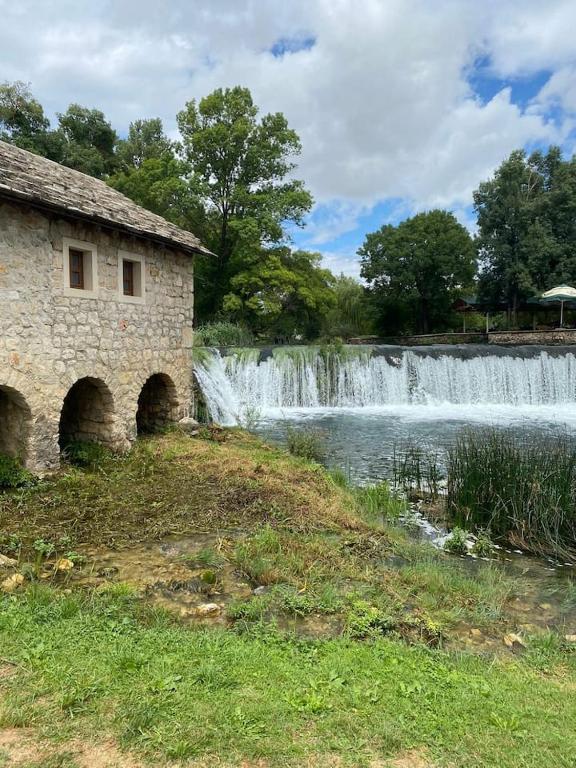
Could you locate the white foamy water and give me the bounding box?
[194,347,576,425]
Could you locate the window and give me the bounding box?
[123,260,135,296]
[118,252,145,303]
[63,239,98,299]
[69,249,85,289]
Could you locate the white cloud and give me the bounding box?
[2,0,575,252]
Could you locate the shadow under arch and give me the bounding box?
[0,384,32,461]
[59,377,115,451]
[136,373,179,435]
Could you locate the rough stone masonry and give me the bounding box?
[0,141,212,470]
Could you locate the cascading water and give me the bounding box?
[194,345,576,425]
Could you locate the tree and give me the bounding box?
[56,104,118,177]
[359,210,476,335]
[473,147,576,323]
[323,275,372,339]
[115,118,174,170]
[223,248,335,340]
[108,118,203,228]
[177,86,313,316]
[0,81,51,154]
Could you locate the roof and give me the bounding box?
[0,140,213,257]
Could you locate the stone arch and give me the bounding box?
[136,373,179,435]
[0,385,32,461]
[59,377,115,451]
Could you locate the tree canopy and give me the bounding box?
[177,86,313,317]
[6,79,576,339]
[359,210,476,335]
[474,147,576,321]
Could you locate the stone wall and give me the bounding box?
[488,329,576,346]
[0,200,195,470]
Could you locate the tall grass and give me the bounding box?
[447,429,576,559]
[392,442,444,499]
[286,426,325,462]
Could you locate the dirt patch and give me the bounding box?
[0,728,44,765]
[384,748,434,767]
[0,728,145,767]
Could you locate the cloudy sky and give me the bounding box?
[2,0,576,275]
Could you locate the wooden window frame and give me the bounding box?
[118,251,145,304]
[63,238,98,299]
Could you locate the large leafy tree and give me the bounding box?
[359,210,476,335]
[177,86,313,317]
[0,81,59,158]
[474,146,576,322]
[108,118,205,228]
[223,248,335,340]
[323,275,373,339]
[56,104,117,177]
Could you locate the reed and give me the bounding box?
[392,442,444,499]
[447,429,576,560]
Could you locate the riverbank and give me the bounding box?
[1,431,576,766]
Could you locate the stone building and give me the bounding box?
[0,140,212,471]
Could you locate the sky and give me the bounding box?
[2,0,576,277]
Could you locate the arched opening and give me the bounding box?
[136,373,179,435]
[59,377,115,451]
[0,385,31,460]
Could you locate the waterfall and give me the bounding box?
[194,346,576,424]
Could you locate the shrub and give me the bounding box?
[194,322,254,348]
[444,527,469,556]
[62,440,110,470]
[447,429,576,559]
[286,426,325,462]
[471,529,494,558]
[0,454,34,489]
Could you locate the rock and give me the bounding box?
[253,585,270,596]
[0,554,18,569]
[97,566,119,578]
[470,628,482,638]
[565,634,576,643]
[55,557,74,573]
[194,602,221,617]
[178,416,200,434]
[1,573,24,593]
[503,633,526,650]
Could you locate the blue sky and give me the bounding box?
[1,0,575,277]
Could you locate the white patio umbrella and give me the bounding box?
[539,285,576,328]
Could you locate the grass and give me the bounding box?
[0,431,360,547]
[286,425,325,462]
[447,429,576,559]
[0,586,575,767]
[1,431,576,765]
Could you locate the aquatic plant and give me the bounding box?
[354,481,406,523]
[286,425,325,462]
[447,429,576,559]
[392,442,444,499]
[444,527,469,556]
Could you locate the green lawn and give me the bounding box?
[0,586,575,767]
